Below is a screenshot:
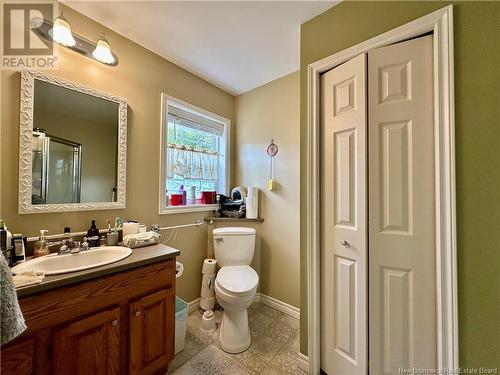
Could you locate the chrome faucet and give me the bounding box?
[81,237,90,251]
[55,240,70,255]
[70,241,82,254]
[67,238,90,254]
[55,238,90,255]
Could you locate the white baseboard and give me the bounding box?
[256,293,300,320]
[187,293,300,320]
[188,297,200,313]
[297,352,309,373]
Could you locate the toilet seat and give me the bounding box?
[216,265,258,296]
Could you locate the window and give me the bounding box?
[159,94,230,214]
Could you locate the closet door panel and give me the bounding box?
[320,52,367,375]
[368,35,436,375]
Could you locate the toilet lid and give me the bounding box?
[216,266,259,295]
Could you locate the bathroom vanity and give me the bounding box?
[1,244,179,375]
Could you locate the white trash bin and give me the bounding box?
[175,297,188,354]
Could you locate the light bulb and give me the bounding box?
[92,37,115,64]
[50,15,76,47]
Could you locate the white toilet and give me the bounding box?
[213,227,258,353]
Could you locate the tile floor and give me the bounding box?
[168,302,306,375]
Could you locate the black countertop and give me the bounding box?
[16,244,180,298]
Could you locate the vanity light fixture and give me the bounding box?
[49,12,76,47]
[92,35,115,65]
[31,16,118,66]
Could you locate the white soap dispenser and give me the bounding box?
[34,229,49,257]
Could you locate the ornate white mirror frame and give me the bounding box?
[18,70,128,214]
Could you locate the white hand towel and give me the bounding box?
[12,271,45,288]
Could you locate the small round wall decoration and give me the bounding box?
[267,140,278,191]
[267,140,279,157]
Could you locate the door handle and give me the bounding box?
[340,240,350,247]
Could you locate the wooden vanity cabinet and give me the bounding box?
[0,258,176,375]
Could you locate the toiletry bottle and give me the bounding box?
[5,225,13,265]
[179,185,187,205]
[190,186,197,204]
[87,220,100,248]
[0,220,9,264]
[106,219,118,246]
[0,220,6,253]
[34,230,49,256]
[13,234,26,264]
[63,226,73,248]
[115,217,123,242]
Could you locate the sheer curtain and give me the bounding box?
[167,147,218,181]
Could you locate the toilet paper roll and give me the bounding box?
[200,274,216,298]
[123,222,140,237]
[202,259,217,274]
[200,296,215,311]
[175,262,184,279]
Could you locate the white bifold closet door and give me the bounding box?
[368,35,436,374]
[320,53,367,375]
[320,34,435,375]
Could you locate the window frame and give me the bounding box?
[159,93,230,214]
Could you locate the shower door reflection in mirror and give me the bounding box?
[32,131,82,204]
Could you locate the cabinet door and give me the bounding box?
[129,288,175,375]
[0,339,34,375]
[52,307,121,375]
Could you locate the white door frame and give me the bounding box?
[306,6,458,374]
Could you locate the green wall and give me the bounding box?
[300,1,500,369]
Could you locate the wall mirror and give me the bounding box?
[19,70,127,213]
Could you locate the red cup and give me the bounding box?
[170,194,183,206]
[201,191,216,204]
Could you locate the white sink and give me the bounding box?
[11,246,133,276]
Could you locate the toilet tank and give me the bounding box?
[213,227,256,267]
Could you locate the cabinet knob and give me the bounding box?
[340,240,350,247]
[135,310,141,317]
[112,319,119,327]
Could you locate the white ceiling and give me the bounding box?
[63,1,337,95]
